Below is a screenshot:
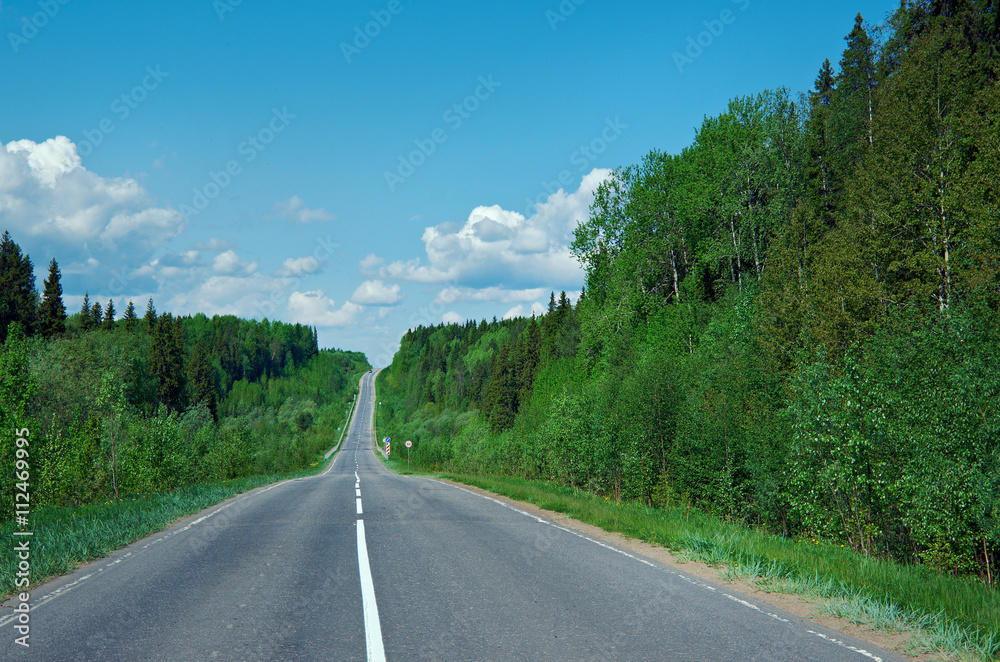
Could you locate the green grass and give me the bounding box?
[1,454,336,600]
[381,456,999,661]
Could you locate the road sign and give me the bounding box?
[384,437,390,456]
[405,440,412,448]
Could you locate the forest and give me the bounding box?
[377,1,1000,584]
[0,231,369,510]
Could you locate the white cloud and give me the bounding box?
[277,255,322,277]
[288,290,363,326]
[435,286,547,305]
[502,305,524,320]
[167,273,292,319]
[0,137,184,251]
[359,254,384,274]
[270,195,335,223]
[442,311,465,325]
[503,301,547,320]
[351,280,401,306]
[364,168,611,289]
[213,250,257,275]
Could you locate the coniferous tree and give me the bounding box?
[187,340,218,419]
[122,300,138,332]
[517,318,542,403]
[90,301,103,328]
[151,313,185,411]
[805,59,838,217]
[831,14,878,173]
[0,231,38,342]
[482,342,516,432]
[38,258,67,338]
[144,297,157,332]
[103,299,116,330]
[79,292,93,331]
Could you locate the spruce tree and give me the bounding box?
[38,258,67,338]
[90,301,103,328]
[805,59,839,217]
[831,14,878,171]
[104,299,116,330]
[79,292,93,331]
[482,342,516,432]
[151,313,185,411]
[187,340,218,419]
[123,300,138,332]
[144,298,157,332]
[0,231,38,342]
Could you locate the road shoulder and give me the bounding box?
[442,478,934,662]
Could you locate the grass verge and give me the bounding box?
[382,457,998,661]
[1,455,335,600]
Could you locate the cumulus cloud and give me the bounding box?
[435,286,547,305]
[362,168,610,289]
[442,311,465,325]
[167,273,292,319]
[502,302,547,320]
[277,255,322,277]
[213,250,257,275]
[351,280,401,306]
[270,195,335,223]
[288,290,363,326]
[0,137,184,252]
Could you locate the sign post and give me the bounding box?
[405,440,412,469]
[384,437,390,457]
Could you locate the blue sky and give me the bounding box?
[1,0,899,365]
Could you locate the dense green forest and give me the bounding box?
[378,1,1000,584]
[0,231,369,510]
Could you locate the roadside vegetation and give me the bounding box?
[0,243,369,595]
[376,2,999,659]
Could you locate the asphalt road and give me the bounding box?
[1,370,908,661]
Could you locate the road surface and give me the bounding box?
[1,370,906,661]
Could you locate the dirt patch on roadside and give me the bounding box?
[446,479,943,662]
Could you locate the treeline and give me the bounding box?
[378,1,1000,584]
[1,231,369,509]
[378,293,578,449]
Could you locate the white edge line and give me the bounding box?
[356,520,386,662]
